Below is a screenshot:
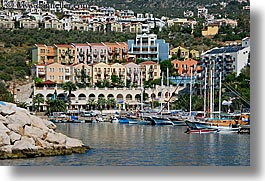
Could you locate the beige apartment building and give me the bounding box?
[139,61,161,81]
[54,44,76,65]
[72,63,93,84]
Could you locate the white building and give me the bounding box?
[200,37,250,86]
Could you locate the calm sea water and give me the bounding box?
[0,123,250,166]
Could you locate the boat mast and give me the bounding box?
[160,72,164,115]
[189,67,193,117]
[203,67,207,118]
[218,71,222,118]
[167,67,170,113]
[140,69,143,112]
[212,60,215,115]
[210,64,213,119]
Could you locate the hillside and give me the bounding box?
[66,0,250,17]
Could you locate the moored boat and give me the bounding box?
[185,119,240,133]
[151,116,174,125]
[185,128,220,134]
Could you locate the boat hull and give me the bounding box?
[185,120,240,133]
[185,128,220,134]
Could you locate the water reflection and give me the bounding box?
[0,123,250,166]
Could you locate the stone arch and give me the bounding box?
[107,94,114,99]
[46,93,53,100]
[89,93,96,100]
[125,94,132,101]
[135,94,140,101]
[57,93,66,100]
[69,93,76,100]
[98,94,105,99]
[78,93,86,100]
[35,93,44,97]
[117,94,123,101]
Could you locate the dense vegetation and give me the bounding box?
[67,0,249,18]
[0,0,250,107]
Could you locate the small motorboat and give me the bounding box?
[185,128,220,134]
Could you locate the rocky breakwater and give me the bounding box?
[0,101,90,159]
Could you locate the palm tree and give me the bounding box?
[62,81,77,110]
[46,99,66,115]
[33,93,44,112]
[106,98,116,110]
[87,99,96,110]
[97,97,106,111]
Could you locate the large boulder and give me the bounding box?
[6,124,24,135]
[0,101,89,159]
[0,115,9,125]
[6,111,31,127]
[12,136,37,150]
[65,137,84,149]
[0,122,10,133]
[8,131,21,144]
[0,102,16,116]
[45,131,67,145]
[43,120,57,130]
[31,115,49,131]
[0,131,10,146]
[24,125,46,139]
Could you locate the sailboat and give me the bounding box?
[185,64,240,133]
[126,69,151,125]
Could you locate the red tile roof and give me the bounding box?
[139,61,157,65]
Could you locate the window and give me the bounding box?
[49,68,54,72]
[50,75,54,80]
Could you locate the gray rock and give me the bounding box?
[0,102,16,116]
[45,132,67,145]
[6,124,24,135]
[24,125,45,139]
[44,121,57,130]
[0,145,13,153]
[0,131,10,146]
[0,114,9,125]
[13,136,37,150]
[8,131,21,144]
[6,111,31,127]
[0,122,10,133]
[65,137,84,149]
[31,115,48,130]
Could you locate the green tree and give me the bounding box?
[33,93,44,112]
[97,97,106,111]
[62,81,77,109]
[87,99,96,110]
[46,99,66,115]
[106,98,116,109]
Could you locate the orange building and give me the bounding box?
[171,58,202,77]
[102,42,128,63]
[32,44,55,64]
[54,44,76,65]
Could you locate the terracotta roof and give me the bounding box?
[139,61,157,65]
[40,80,55,85]
[35,44,46,47]
[72,43,90,46]
[89,43,106,46]
[54,44,74,48]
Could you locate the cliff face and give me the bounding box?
[0,101,90,159]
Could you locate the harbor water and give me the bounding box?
[0,123,250,166]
